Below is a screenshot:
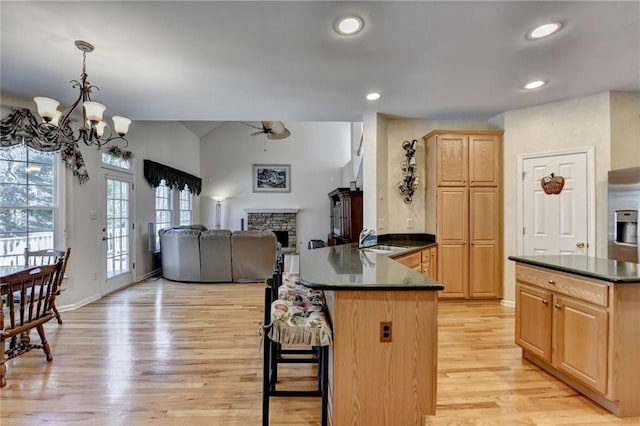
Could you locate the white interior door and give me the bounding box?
[520,150,593,256]
[102,174,133,295]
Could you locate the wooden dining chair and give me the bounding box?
[1,261,63,388]
[24,248,66,267]
[24,247,71,324]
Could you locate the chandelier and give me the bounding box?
[1,40,131,149]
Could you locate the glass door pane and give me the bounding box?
[105,177,130,279]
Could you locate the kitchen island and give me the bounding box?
[300,243,443,426]
[509,255,640,417]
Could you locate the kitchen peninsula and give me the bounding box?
[300,242,443,426]
[509,255,640,417]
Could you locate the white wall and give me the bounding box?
[501,91,612,303]
[361,113,392,233]
[610,91,640,170]
[351,121,364,187]
[199,121,350,252]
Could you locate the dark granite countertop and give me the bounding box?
[508,255,640,283]
[299,238,443,291]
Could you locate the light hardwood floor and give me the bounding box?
[1,279,638,425]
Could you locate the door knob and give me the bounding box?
[576,241,585,248]
[102,236,107,241]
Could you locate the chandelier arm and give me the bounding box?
[58,82,86,130]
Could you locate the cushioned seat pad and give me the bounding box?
[268,298,333,347]
[278,272,325,304]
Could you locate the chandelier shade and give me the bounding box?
[2,40,132,150]
[33,97,60,121]
[82,101,106,123]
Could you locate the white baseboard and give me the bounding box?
[56,293,102,313]
[58,269,161,313]
[136,269,161,282]
[500,299,515,308]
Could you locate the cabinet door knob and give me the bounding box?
[576,241,585,248]
[548,279,555,285]
[554,304,561,309]
[542,299,548,304]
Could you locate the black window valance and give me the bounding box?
[143,159,202,195]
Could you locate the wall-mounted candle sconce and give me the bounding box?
[397,139,418,204]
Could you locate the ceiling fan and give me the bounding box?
[244,121,291,140]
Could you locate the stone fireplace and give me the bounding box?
[246,209,298,253]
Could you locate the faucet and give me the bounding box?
[359,228,376,247]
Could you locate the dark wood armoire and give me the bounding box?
[328,188,363,246]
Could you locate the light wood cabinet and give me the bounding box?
[421,245,438,280]
[435,134,468,186]
[426,129,503,300]
[515,283,552,361]
[394,245,438,279]
[468,134,501,186]
[516,280,608,394]
[435,132,500,187]
[553,294,608,394]
[469,187,501,298]
[514,263,640,417]
[325,289,438,425]
[394,250,421,272]
[437,187,468,298]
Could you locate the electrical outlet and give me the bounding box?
[380,321,392,342]
[407,217,413,229]
[378,218,385,229]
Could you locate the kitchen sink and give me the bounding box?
[358,244,409,254]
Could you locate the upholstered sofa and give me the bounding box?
[159,225,278,283]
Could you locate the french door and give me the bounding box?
[102,173,133,295]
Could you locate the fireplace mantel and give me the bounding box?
[245,208,299,214]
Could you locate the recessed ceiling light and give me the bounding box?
[527,22,563,40]
[366,92,381,101]
[523,80,547,90]
[335,16,364,36]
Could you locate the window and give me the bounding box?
[101,151,131,170]
[179,186,192,226]
[154,182,194,251]
[154,180,172,251]
[0,146,62,267]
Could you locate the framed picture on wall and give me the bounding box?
[252,164,291,193]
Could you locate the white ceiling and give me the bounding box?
[1,1,638,123]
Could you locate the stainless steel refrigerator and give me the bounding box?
[608,167,640,262]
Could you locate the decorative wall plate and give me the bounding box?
[541,173,565,194]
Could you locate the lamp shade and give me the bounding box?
[33,97,60,121]
[50,111,62,127]
[83,101,106,123]
[95,121,107,137]
[112,116,131,136]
